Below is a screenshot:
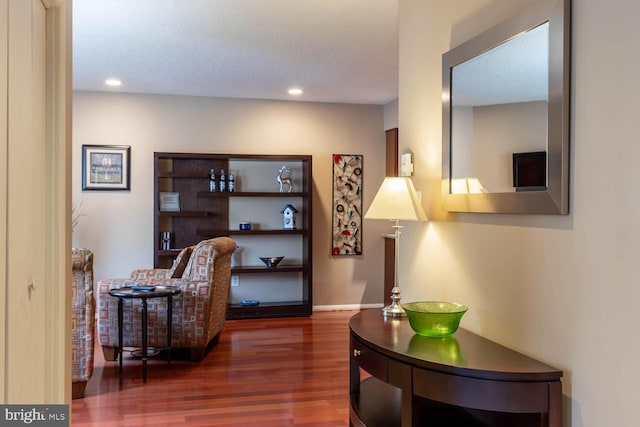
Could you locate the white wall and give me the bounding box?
[450,106,474,179]
[400,0,640,426]
[383,98,399,130]
[473,101,547,192]
[72,92,389,307]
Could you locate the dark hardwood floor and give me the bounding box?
[72,310,358,426]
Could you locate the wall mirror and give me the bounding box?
[442,0,570,214]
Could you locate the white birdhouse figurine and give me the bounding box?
[280,204,299,230]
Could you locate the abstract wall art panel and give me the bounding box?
[332,154,363,256]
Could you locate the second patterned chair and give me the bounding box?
[72,248,95,399]
[96,236,236,362]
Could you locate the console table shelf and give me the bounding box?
[350,309,563,427]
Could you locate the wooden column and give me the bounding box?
[383,128,398,305]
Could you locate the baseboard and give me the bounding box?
[313,303,384,312]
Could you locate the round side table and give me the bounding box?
[108,286,182,383]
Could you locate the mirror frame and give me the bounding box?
[442,0,570,214]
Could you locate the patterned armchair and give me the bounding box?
[71,248,95,399]
[96,236,236,362]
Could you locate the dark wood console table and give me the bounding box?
[349,309,562,427]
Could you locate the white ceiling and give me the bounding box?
[72,0,399,105]
[452,22,548,106]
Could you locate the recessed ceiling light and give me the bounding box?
[105,79,122,87]
[288,88,303,96]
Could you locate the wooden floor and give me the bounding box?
[72,310,358,426]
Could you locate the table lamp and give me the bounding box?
[365,177,428,317]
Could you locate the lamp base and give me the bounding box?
[382,286,407,318]
[382,304,407,318]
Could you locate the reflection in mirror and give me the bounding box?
[451,23,549,194]
[442,0,570,214]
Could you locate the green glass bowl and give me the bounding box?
[402,301,468,337]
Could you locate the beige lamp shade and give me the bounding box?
[365,177,428,221]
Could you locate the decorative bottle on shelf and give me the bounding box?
[228,171,235,192]
[209,169,216,192]
[219,169,226,192]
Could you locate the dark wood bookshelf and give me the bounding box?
[158,210,216,217]
[196,191,308,198]
[198,229,307,237]
[154,152,312,319]
[231,265,308,274]
[227,300,311,319]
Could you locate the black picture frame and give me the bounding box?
[82,145,131,191]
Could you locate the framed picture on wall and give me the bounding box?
[81,145,131,191]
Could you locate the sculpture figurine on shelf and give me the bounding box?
[277,165,293,192]
[281,204,298,230]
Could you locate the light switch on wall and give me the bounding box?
[400,153,414,176]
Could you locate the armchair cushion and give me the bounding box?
[169,246,193,278]
[129,246,193,280]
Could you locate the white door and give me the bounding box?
[0,0,70,403]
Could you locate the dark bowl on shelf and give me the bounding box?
[259,256,284,268]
